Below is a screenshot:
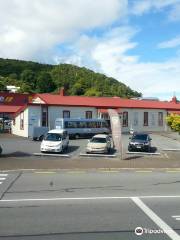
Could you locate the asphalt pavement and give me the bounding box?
[0,170,180,239]
[0,133,180,170]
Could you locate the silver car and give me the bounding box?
[86,134,111,154]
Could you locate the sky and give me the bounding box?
[0,0,180,100]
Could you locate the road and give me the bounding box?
[0,170,180,239]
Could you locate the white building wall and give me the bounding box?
[28,106,42,137]
[120,108,168,133]
[11,108,29,137]
[48,106,98,129]
[12,104,169,138]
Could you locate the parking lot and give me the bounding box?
[0,132,180,159]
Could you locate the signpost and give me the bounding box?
[108,109,123,160]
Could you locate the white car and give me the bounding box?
[86,134,111,154]
[41,129,69,153]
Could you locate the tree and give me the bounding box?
[18,82,33,93]
[36,72,56,93]
[8,73,18,80]
[171,115,180,132]
[71,82,85,95]
[0,81,6,91]
[166,114,180,132]
[85,88,102,96]
[20,69,36,88]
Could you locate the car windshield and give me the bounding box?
[91,137,106,143]
[44,133,62,141]
[132,134,148,141]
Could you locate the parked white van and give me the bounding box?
[41,129,69,153]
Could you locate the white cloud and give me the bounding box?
[0,0,127,61]
[1,0,180,100]
[158,36,180,48]
[131,0,180,16]
[58,26,180,100]
[168,3,180,21]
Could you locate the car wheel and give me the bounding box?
[147,146,151,152]
[128,146,132,152]
[74,134,80,139]
[39,135,44,141]
[33,137,37,141]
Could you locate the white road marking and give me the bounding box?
[0,174,8,176]
[33,153,70,157]
[0,174,8,185]
[172,216,180,221]
[80,153,116,157]
[126,151,161,155]
[132,197,180,240]
[1,195,180,202]
[163,149,180,151]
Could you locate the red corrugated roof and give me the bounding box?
[0,105,22,113]
[34,94,180,110]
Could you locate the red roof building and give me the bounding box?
[0,91,179,137]
[31,93,180,111]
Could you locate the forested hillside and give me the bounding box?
[0,58,141,98]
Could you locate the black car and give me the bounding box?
[128,133,152,152]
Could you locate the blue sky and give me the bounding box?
[0,0,180,100]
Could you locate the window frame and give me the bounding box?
[85,111,92,119]
[144,112,149,126]
[122,111,128,127]
[63,110,70,119]
[158,112,163,126]
[41,106,48,127]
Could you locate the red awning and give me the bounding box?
[0,105,22,113]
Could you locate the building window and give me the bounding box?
[86,111,92,119]
[144,112,148,126]
[133,112,138,126]
[151,113,155,126]
[158,112,163,126]
[63,110,70,118]
[101,113,109,120]
[42,106,48,127]
[123,112,128,127]
[20,112,24,130]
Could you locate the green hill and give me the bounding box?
[0,58,141,98]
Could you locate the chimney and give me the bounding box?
[171,96,177,104]
[59,87,65,96]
